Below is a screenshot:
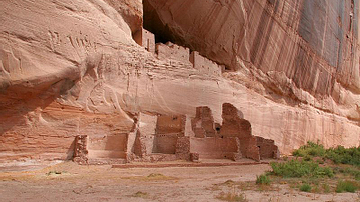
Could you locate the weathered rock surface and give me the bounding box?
[0,0,359,163]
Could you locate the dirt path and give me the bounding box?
[0,161,359,202]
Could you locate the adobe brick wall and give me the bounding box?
[239,136,260,161]
[220,103,251,138]
[191,106,216,138]
[256,136,280,159]
[219,103,260,161]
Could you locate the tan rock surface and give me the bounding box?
[0,0,359,163]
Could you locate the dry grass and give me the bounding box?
[216,191,247,202]
[131,191,149,198]
[121,173,178,181]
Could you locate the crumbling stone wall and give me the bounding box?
[133,131,147,158]
[191,106,216,138]
[219,103,260,160]
[256,136,280,159]
[189,103,278,161]
[189,137,240,160]
[175,136,190,160]
[220,103,250,137]
[73,135,89,165]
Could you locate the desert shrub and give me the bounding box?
[292,142,360,167]
[292,141,326,158]
[300,183,312,192]
[335,180,358,193]
[256,174,270,185]
[270,160,333,178]
[326,146,360,166]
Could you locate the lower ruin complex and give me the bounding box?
[74,103,279,164]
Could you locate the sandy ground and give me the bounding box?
[0,161,359,202]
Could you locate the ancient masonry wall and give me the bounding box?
[135,28,225,75]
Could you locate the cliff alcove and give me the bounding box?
[143,0,178,45]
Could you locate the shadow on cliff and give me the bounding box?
[0,78,75,134]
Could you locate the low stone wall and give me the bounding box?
[156,42,190,64]
[192,106,216,138]
[190,51,222,76]
[256,136,280,159]
[190,137,239,159]
[87,134,127,159]
[152,133,179,154]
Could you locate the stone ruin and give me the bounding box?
[133,28,225,75]
[73,103,279,164]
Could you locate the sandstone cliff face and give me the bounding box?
[0,0,359,163]
[145,0,360,117]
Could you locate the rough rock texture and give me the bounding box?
[0,0,359,163]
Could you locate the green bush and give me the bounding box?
[300,183,312,192]
[292,142,360,167]
[326,146,360,166]
[256,174,270,185]
[270,160,334,178]
[335,180,358,193]
[292,141,326,158]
